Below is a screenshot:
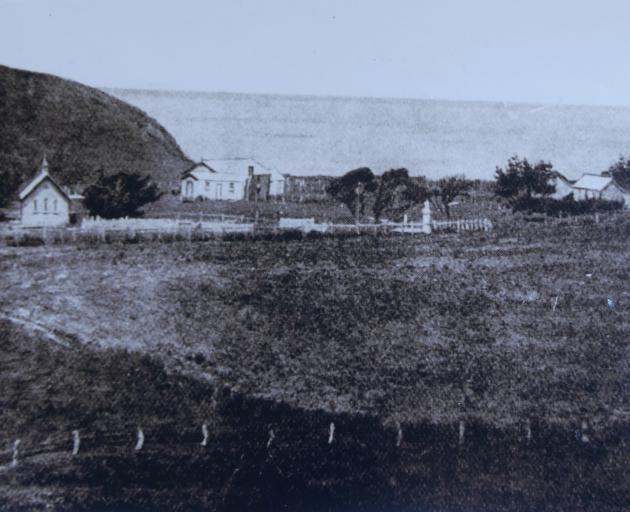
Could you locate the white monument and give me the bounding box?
[422,200,432,234]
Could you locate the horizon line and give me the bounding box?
[5,63,630,110]
[99,84,630,111]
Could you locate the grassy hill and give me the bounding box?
[0,65,192,194]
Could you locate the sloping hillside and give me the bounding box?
[0,65,192,192]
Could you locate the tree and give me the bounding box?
[327,167,378,221]
[606,156,630,190]
[0,167,22,210]
[372,168,428,222]
[432,175,473,218]
[83,172,162,219]
[494,156,555,203]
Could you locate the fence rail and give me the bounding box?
[0,218,256,246]
[0,215,496,246]
[431,218,493,232]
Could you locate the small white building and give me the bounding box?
[19,157,71,226]
[180,158,284,201]
[571,174,630,205]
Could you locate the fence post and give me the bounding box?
[328,422,335,444]
[201,423,209,447]
[422,200,432,234]
[458,421,465,445]
[396,421,403,447]
[581,420,590,443]
[526,419,532,444]
[72,430,80,455]
[135,428,144,451]
[11,439,20,467]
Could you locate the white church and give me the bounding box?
[18,157,71,226]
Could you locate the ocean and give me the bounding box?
[108,88,630,180]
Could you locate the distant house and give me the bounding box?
[549,171,576,199]
[283,175,334,202]
[571,174,630,205]
[180,158,284,201]
[18,157,71,226]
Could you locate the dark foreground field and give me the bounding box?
[0,216,629,510]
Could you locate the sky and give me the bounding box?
[1,0,630,106]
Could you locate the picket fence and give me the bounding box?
[0,214,494,246]
[431,218,493,233]
[295,218,493,234]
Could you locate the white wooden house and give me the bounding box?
[180,158,284,201]
[18,157,71,226]
[571,174,630,205]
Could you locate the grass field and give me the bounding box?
[1,214,628,427]
[1,213,629,510]
[147,190,505,224]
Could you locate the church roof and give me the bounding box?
[18,157,70,202]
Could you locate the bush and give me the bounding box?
[305,230,325,240]
[6,234,45,247]
[83,172,162,218]
[278,229,304,242]
[512,194,623,216]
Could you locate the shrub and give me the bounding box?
[278,229,304,242]
[83,172,162,218]
[6,234,45,247]
[512,194,623,216]
[305,230,325,240]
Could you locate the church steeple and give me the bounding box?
[39,155,49,174]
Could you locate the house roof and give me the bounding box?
[181,161,215,180]
[18,158,70,203]
[182,165,214,181]
[572,174,614,192]
[182,157,284,182]
[550,171,575,184]
[204,157,286,182]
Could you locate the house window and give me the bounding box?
[229,182,235,192]
[205,180,210,189]
[33,200,38,212]
[44,198,48,212]
[53,199,58,212]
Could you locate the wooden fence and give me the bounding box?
[0,215,495,247]
[290,218,493,234]
[0,414,595,472]
[431,218,493,233]
[0,219,254,246]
